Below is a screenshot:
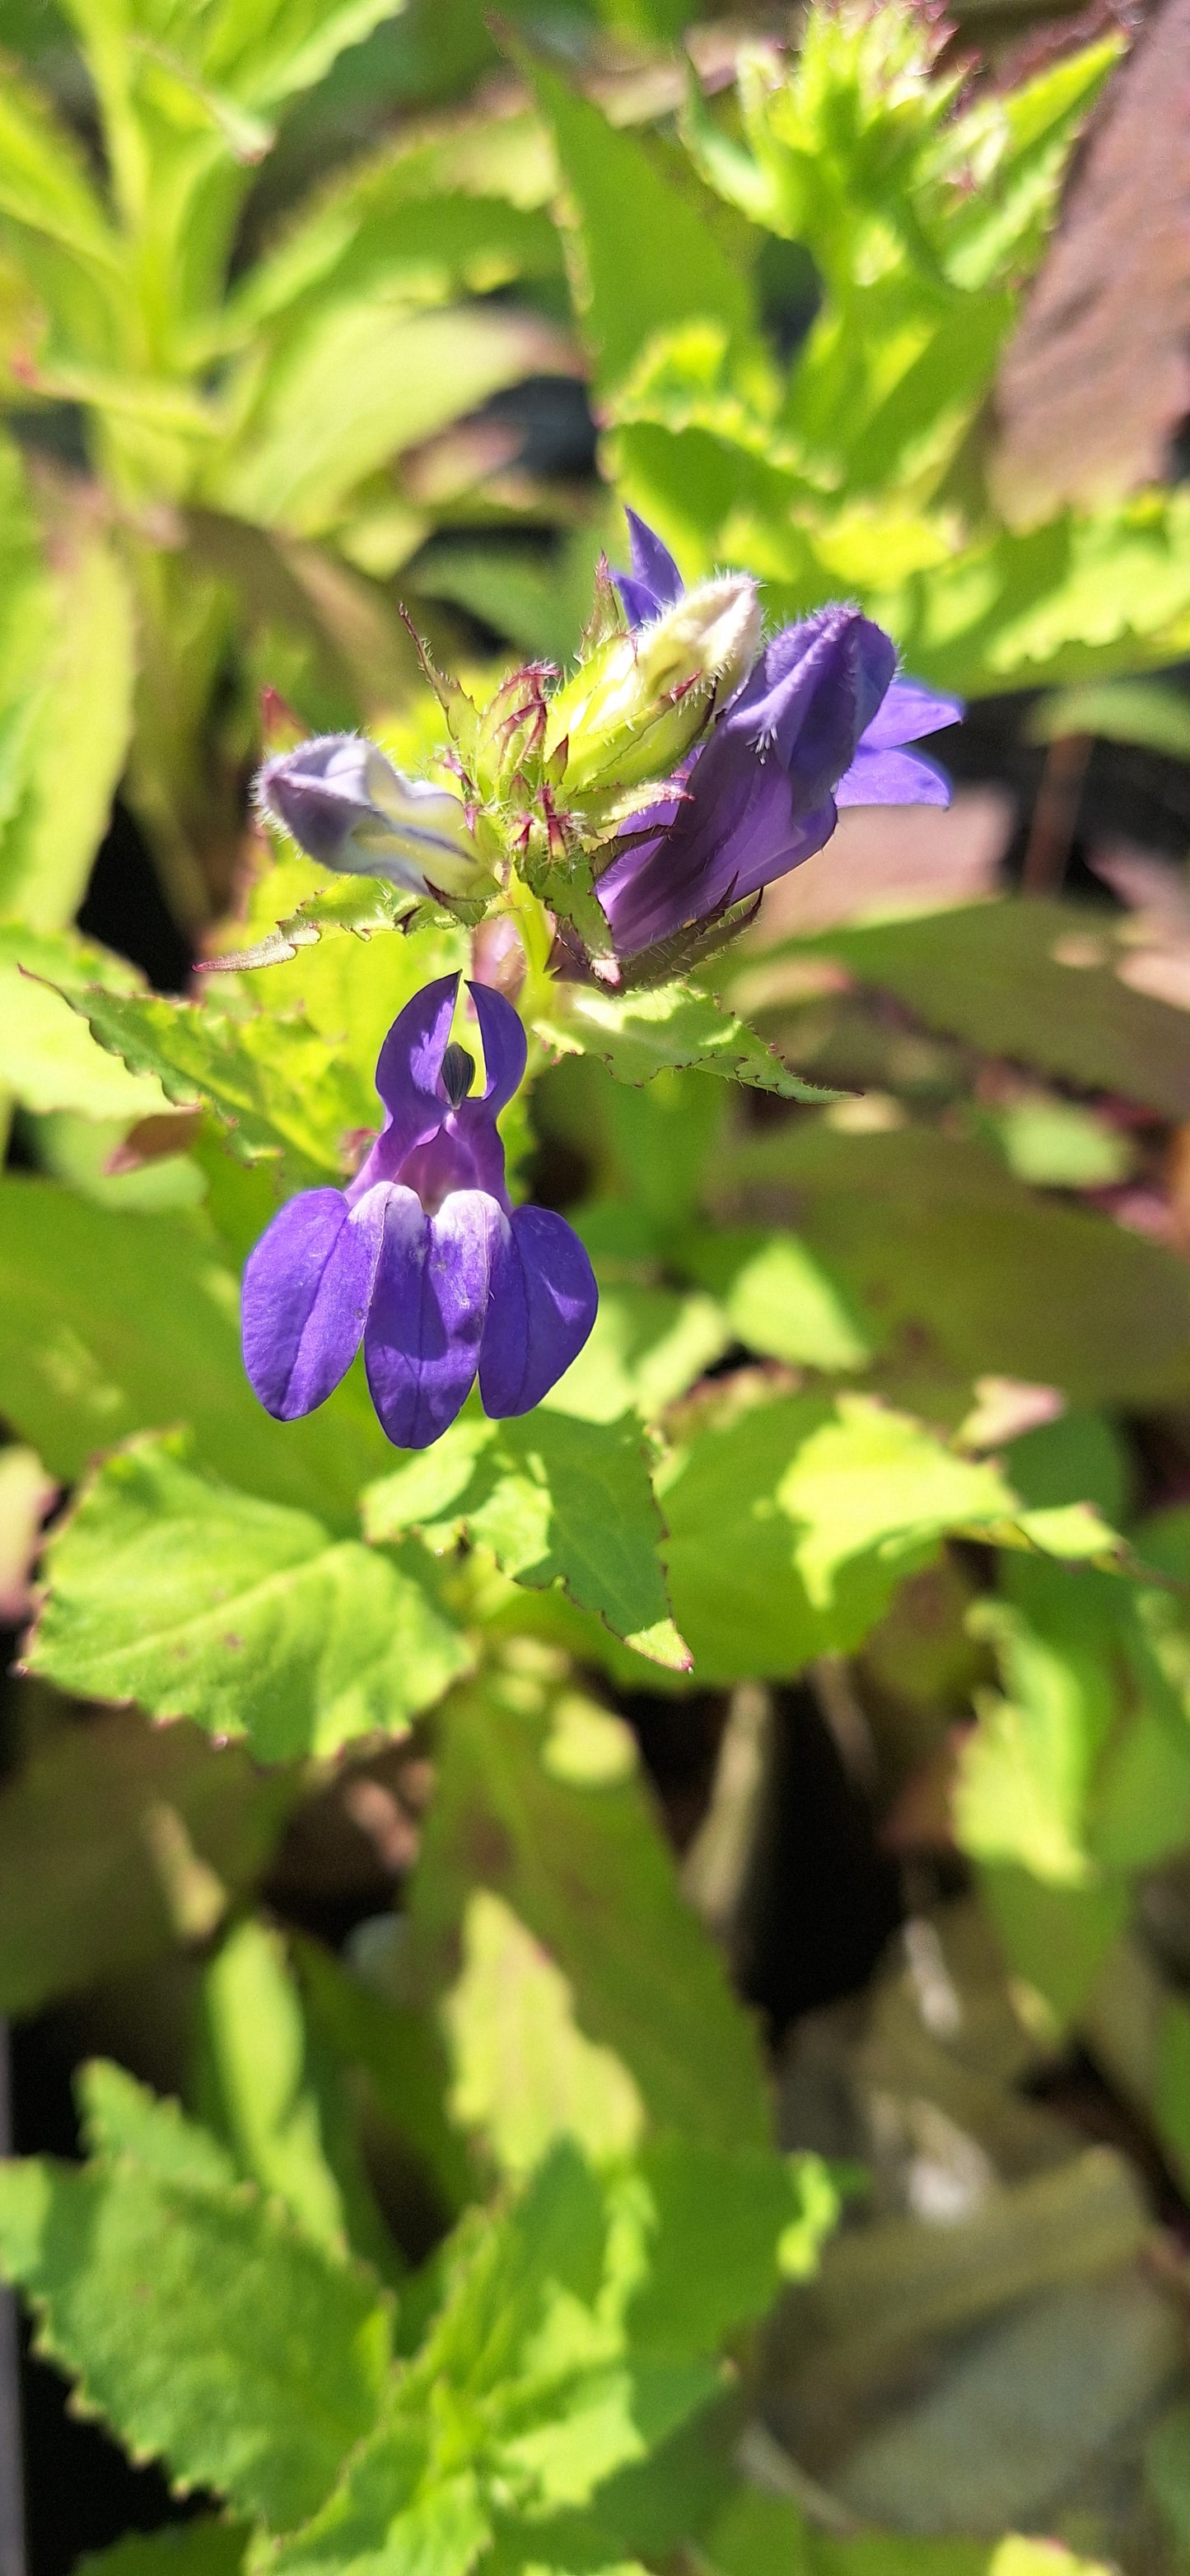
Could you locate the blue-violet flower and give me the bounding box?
[603,511,963,958]
[241,975,597,1450]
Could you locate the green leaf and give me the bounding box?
[1030,677,1190,758]
[215,300,576,538]
[0,2150,392,2529]
[776,1395,1016,1606]
[272,2443,489,2576]
[0,1176,390,1521]
[543,1056,729,1237]
[77,2061,239,2195]
[957,1595,1113,1889]
[273,2123,828,2576]
[980,1866,1128,2029]
[956,1552,1190,1945]
[524,57,752,394]
[232,155,559,338]
[444,1887,646,2178]
[0,1707,297,2017]
[202,0,410,109]
[272,2141,730,2576]
[627,2137,839,2355]
[659,1384,1132,1684]
[0,923,171,1120]
[880,487,1190,697]
[0,54,121,267]
[548,1282,730,1427]
[721,1124,1190,1409]
[488,2408,738,2573]
[198,1917,390,2262]
[980,1093,1132,1191]
[776,900,1190,1121]
[205,888,469,1103]
[27,1432,471,1761]
[68,988,376,1187]
[700,2485,1001,2576]
[678,1227,871,1372]
[0,510,137,933]
[1148,2406,1190,2555]
[406,1675,772,2151]
[657,1390,1019,1684]
[294,1934,476,2221]
[414,527,606,666]
[362,1409,687,1669]
[76,2521,251,2576]
[535,977,828,1097]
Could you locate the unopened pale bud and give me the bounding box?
[255,733,484,898]
[548,573,761,794]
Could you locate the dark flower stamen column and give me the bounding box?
[241,976,597,1450]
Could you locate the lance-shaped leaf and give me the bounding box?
[197,1918,395,2273]
[0,2148,392,2530]
[202,0,418,110]
[771,898,1190,1121]
[534,976,829,1098]
[0,57,122,267]
[721,1124,1190,1411]
[77,2061,236,2193]
[406,1677,772,2150]
[524,54,752,394]
[230,165,559,343]
[362,1409,688,1670]
[214,300,580,540]
[26,1434,471,1762]
[445,1889,646,2179]
[678,1227,871,1373]
[0,477,137,936]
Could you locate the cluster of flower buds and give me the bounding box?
[245,518,964,1452]
[255,511,961,984]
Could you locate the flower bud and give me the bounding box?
[548,573,762,795]
[255,733,484,898]
[472,664,553,801]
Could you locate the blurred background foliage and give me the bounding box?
[12,0,1190,2572]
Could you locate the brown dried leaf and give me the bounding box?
[992,0,1190,522]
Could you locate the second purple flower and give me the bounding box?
[600,513,962,960]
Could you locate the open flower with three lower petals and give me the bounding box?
[241,975,596,1451]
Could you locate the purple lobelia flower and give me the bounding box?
[241,975,597,1451]
[598,524,963,960]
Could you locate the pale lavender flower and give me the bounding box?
[242,976,596,1451]
[256,734,482,897]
